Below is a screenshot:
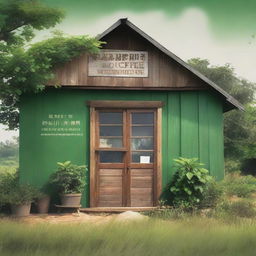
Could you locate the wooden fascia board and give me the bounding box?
[86,100,164,108]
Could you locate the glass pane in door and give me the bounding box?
[132,126,153,136]
[99,112,123,148]
[132,113,154,124]
[99,112,122,124]
[131,138,154,150]
[131,112,154,163]
[99,151,124,163]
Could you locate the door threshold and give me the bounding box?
[80,207,157,213]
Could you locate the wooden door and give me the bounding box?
[128,110,155,207]
[91,107,160,207]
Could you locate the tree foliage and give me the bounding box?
[0,138,18,158]
[0,0,103,129]
[188,58,256,164]
[188,58,255,105]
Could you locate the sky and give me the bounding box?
[1,0,256,142]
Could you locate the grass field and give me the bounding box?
[1,218,256,256]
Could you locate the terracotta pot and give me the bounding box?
[60,193,82,206]
[11,203,31,217]
[37,195,50,214]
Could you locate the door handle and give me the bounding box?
[126,166,130,174]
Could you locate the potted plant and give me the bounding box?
[35,182,51,214]
[9,184,39,217]
[0,172,39,217]
[36,192,51,214]
[49,161,86,206]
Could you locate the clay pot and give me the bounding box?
[60,193,82,206]
[11,203,31,217]
[37,195,50,214]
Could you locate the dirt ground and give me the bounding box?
[1,211,148,224]
[2,213,116,224]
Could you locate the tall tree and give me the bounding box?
[0,0,102,129]
[188,58,256,165]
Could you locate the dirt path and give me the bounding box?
[2,213,116,224]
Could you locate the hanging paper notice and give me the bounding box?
[140,156,150,164]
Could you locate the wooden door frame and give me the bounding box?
[88,100,163,207]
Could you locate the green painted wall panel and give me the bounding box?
[180,92,199,158]
[167,93,181,183]
[19,89,224,206]
[208,95,224,180]
[198,91,210,170]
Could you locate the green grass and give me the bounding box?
[0,166,17,175]
[0,156,18,167]
[1,218,256,256]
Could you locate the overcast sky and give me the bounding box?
[1,2,255,142]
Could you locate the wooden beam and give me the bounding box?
[80,207,157,213]
[46,86,207,91]
[156,108,162,203]
[87,100,164,108]
[89,107,96,207]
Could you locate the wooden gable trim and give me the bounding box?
[87,100,164,108]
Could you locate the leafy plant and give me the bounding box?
[169,158,212,209]
[5,184,39,205]
[225,159,241,173]
[218,199,256,218]
[0,171,39,206]
[199,180,223,209]
[49,161,87,194]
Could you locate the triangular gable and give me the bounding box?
[97,18,243,111]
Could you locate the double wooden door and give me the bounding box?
[92,109,158,207]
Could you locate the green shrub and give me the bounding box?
[0,172,39,206]
[5,184,39,205]
[199,180,223,209]
[218,199,256,218]
[225,159,241,173]
[221,173,256,198]
[0,165,17,175]
[49,161,87,194]
[0,172,17,208]
[169,158,212,209]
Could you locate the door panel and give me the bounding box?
[130,169,153,207]
[98,168,123,207]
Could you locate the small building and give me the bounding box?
[19,19,242,208]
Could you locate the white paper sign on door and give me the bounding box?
[140,156,150,164]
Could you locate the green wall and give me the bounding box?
[19,89,224,207]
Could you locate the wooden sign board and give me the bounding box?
[88,50,148,77]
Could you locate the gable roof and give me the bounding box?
[97,18,244,112]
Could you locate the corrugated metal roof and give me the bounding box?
[97,18,244,111]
